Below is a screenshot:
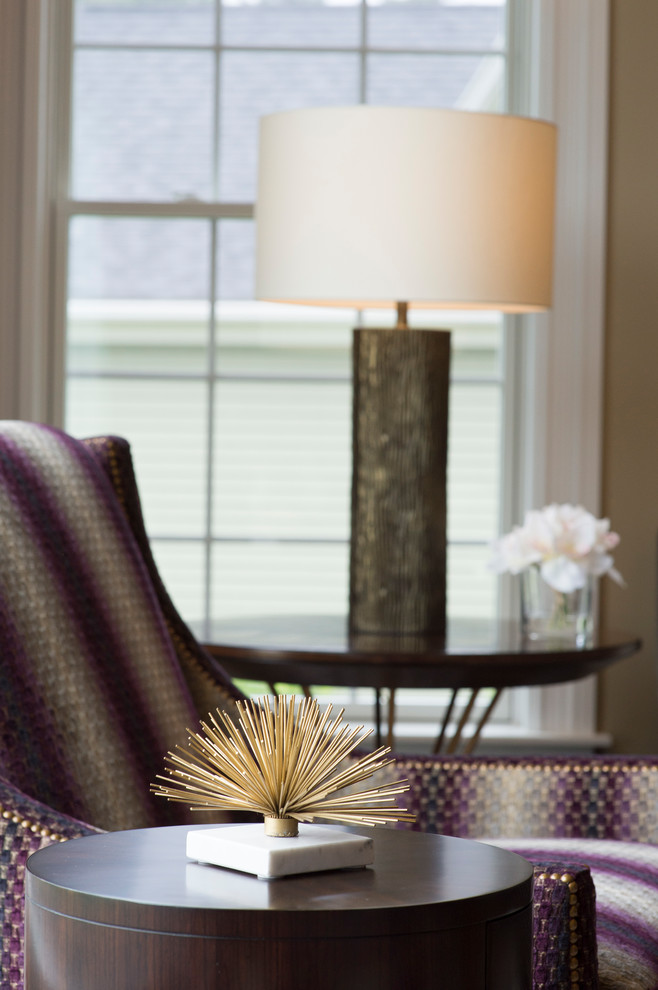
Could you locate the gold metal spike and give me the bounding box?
[152,695,415,828]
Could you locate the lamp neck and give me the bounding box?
[396,301,409,329]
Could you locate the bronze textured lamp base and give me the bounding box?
[349,326,450,637]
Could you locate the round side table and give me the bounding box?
[26,825,532,990]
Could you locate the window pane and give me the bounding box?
[67,217,211,375]
[449,319,503,378]
[211,542,349,619]
[367,0,505,52]
[219,51,360,202]
[72,49,215,201]
[151,540,207,622]
[69,217,212,300]
[216,306,353,377]
[216,218,353,375]
[448,544,497,619]
[212,380,351,540]
[448,382,501,542]
[66,378,209,538]
[222,0,361,49]
[68,303,210,376]
[366,53,505,110]
[217,218,254,301]
[74,0,216,46]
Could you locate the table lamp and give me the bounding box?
[255,106,557,638]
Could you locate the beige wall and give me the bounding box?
[599,0,658,751]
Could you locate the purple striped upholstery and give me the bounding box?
[0,772,99,990]
[0,421,241,832]
[529,862,598,990]
[82,433,245,721]
[395,755,658,841]
[394,755,658,989]
[497,839,658,990]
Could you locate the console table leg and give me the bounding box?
[433,688,459,754]
[375,688,382,747]
[386,688,396,749]
[464,688,504,755]
[446,688,480,754]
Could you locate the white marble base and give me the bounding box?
[186,824,374,880]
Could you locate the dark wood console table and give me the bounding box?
[26,825,533,990]
[196,615,641,751]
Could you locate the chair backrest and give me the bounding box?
[82,431,243,721]
[0,421,241,831]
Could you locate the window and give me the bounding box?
[1,0,610,747]
[63,0,509,635]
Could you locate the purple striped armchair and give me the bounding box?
[0,420,243,833]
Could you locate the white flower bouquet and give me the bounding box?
[489,503,624,594]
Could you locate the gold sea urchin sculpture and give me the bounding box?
[152,695,414,836]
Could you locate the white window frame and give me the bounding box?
[0,0,610,748]
[504,0,610,743]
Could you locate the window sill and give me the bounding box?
[379,721,613,756]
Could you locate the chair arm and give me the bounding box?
[0,774,99,989]
[527,861,598,990]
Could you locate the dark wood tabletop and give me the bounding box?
[27,825,532,933]
[197,613,641,690]
[26,825,533,990]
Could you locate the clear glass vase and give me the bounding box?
[520,567,594,646]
